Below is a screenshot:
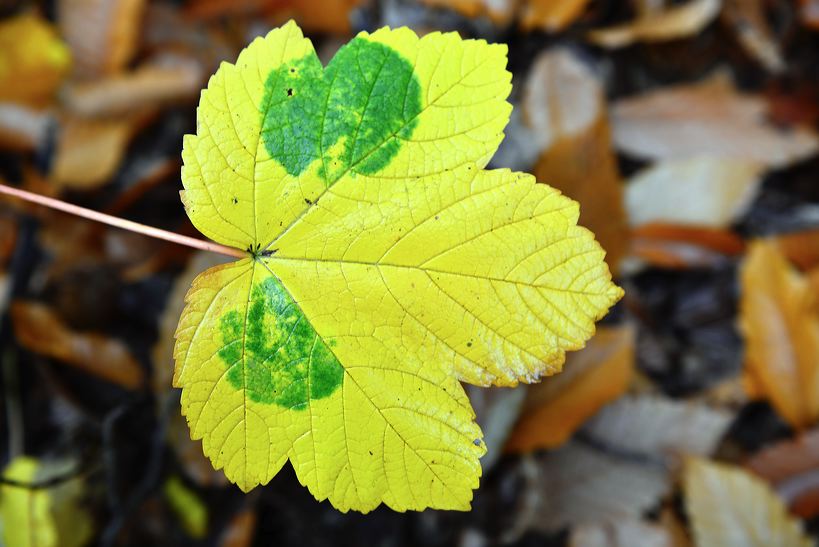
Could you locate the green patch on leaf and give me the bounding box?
[218,277,343,408]
[260,36,422,182]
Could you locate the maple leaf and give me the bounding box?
[175,21,622,512]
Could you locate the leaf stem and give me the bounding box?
[0,183,246,259]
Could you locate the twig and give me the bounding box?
[0,183,246,259]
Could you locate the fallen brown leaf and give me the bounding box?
[185,0,366,34]
[62,58,203,118]
[11,300,144,389]
[571,519,674,547]
[747,429,819,518]
[611,73,819,168]
[520,0,592,31]
[59,0,147,79]
[587,0,721,48]
[630,223,745,270]
[625,157,764,228]
[685,458,813,547]
[0,13,71,107]
[50,111,152,189]
[773,229,819,272]
[740,241,819,430]
[506,325,634,453]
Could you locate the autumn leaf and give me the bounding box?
[739,241,819,430]
[175,21,621,512]
[587,0,721,48]
[685,458,813,547]
[611,73,819,168]
[0,457,92,547]
[505,325,634,453]
[0,13,71,107]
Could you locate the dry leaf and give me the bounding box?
[420,0,515,24]
[722,0,786,73]
[587,0,721,48]
[685,458,813,547]
[0,103,51,151]
[571,519,673,547]
[506,325,634,453]
[583,396,734,458]
[625,157,763,228]
[185,0,365,34]
[0,13,71,107]
[50,112,149,189]
[11,300,144,389]
[630,223,745,270]
[747,428,819,518]
[421,0,589,31]
[774,229,819,272]
[520,0,592,31]
[59,0,147,79]
[505,49,629,271]
[219,509,257,547]
[740,241,819,430]
[516,395,731,533]
[529,442,671,531]
[62,58,203,118]
[611,74,819,168]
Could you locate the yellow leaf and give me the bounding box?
[740,241,819,430]
[176,21,622,512]
[505,325,634,452]
[164,475,209,538]
[0,13,71,107]
[684,458,813,547]
[0,457,92,547]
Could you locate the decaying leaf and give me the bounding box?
[11,300,144,389]
[518,395,731,532]
[0,457,93,547]
[571,519,675,547]
[685,458,813,547]
[587,0,721,48]
[520,0,593,31]
[629,223,745,270]
[58,0,147,79]
[625,156,763,228]
[50,112,149,190]
[583,396,734,458]
[0,103,51,151]
[62,58,203,118]
[421,0,591,31]
[739,241,819,430]
[506,325,635,453]
[527,441,671,531]
[611,74,819,168]
[722,0,786,73]
[185,0,365,34]
[747,428,819,518]
[176,21,621,512]
[773,228,819,272]
[0,13,71,107]
[527,49,628,272]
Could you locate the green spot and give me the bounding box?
[260,37,422,183]
[217,277,343,408]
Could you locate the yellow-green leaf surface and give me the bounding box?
[0,457,92,547]
[176,20,622,512]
